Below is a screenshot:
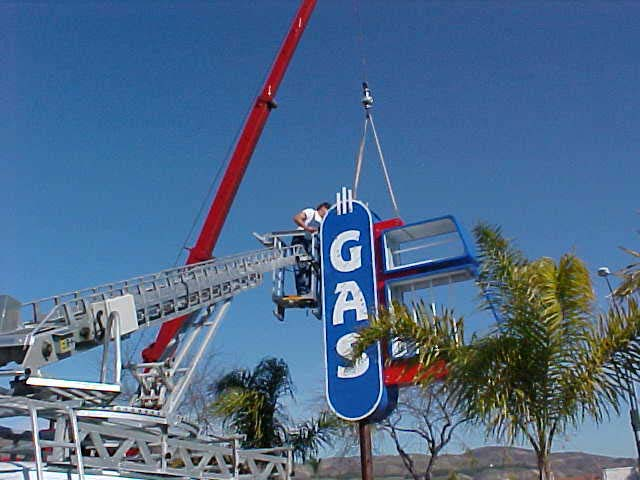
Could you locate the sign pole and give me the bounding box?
[359,421,374,480]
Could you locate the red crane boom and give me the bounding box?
[142,0,317,363]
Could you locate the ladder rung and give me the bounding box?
[40,440,77,449]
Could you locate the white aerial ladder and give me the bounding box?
[0,1,321,478]
[0,241,311,480]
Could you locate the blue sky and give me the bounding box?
[3,1,640,458]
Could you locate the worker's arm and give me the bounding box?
[293,210,317,233]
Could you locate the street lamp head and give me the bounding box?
[598,267,611,277]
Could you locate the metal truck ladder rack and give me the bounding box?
[0,396,86,480]
[0,396,292,480]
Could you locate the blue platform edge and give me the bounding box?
[381,214,479,276]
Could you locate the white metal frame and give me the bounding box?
[0,243,307,480]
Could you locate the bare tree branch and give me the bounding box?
[381,385,470,480]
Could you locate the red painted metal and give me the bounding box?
[384,358,448,386]
[372,218,404,305]
[374,218,450,387]
[142,0,317,363]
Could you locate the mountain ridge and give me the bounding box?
[295,446,635,479]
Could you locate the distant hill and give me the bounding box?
[1,435,634,479]
[294,446,635,480]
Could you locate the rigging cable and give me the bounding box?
[353,116,368,198]
[352,0,369,83]
[352,82,401,219]
[368,104,400,218]
[351,2,400,216]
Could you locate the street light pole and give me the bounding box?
[598,267,640,467]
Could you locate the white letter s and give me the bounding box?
[336,333,369,379]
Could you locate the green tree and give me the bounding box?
[211,357,338,462]
[307,457,322,477]
[355,223,640,480]
[287,411,341,464]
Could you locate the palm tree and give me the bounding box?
[287,411,340,464]
[355,223,640,480]
[211,357,339,462]
[212,357,292,449]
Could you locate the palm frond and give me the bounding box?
[473,222,526,318]
[210,357,293,449]
[614,247,640,297]
[353,302,462,384]
[594,297,640,384]
[251,357,294,402]
[212,369,251,394]
[287,411,341,463]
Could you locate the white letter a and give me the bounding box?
[332,281,368,326]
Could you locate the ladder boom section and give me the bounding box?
[0,244,304,371]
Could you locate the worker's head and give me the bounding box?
[316,202,331,217]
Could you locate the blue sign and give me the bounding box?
[321,193,393,421]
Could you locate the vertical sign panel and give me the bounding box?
[321,194,388,421]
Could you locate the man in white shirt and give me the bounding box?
[291,202,330,295]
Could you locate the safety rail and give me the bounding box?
[0,396,293,480]
[0,245,304,370]
[22,246,304,326]
[254,230,321,321]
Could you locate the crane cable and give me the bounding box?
[353,116,368,195]
[352,0,369,84]
[352,82,401,219]
[351,0,368,196]
[351,0,400,217]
